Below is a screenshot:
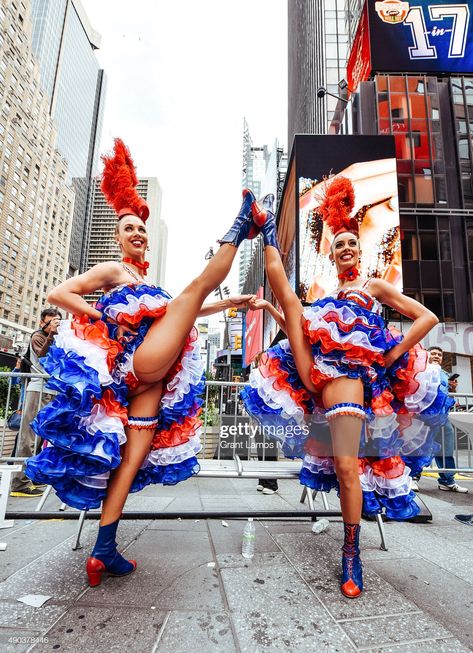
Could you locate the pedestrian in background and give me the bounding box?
[411,347,468,494]
[10,307,62,497]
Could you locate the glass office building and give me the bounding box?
[30,0,106,273]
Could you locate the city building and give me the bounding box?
[0,0,75,347]
[85,176,166,303]
[288,0,360,142]
[286,0,473,390]
[239,119,287,291]
[30,0,106,274]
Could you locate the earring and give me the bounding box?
[146,246,150,252]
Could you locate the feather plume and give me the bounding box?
[316,176,357,236]
[100,138,150,221]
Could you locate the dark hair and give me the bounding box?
[41,307,62,321]
[427,346,443,353]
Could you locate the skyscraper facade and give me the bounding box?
[0,0,75,345]
[288,0,360,143]
[30,0,106,274]
[239,119,270,291]
[85,177,166,303]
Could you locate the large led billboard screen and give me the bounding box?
[278,135,401,304]
[347,1,473,91]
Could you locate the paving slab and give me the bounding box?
[0,600,68,631]
[157,611,237,652]
[29,606,166,653]
[207,518,279,556]
[220,557,354,652]
[0,521,149,603]
[369,556,473,650]
[273,532,420,620]
[0,520,79,581]
[364,638,471,652]
[77,529,224,611]
[339,612,452,649]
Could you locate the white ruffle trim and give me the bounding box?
[145,434,202,466]
[303,302,385,356]
[248,367,305,423]
[161,329,205,409]
[79,403,126,446]
[302,454,336,475]
[54,321,112,385]
[404,363,441,413]
[359,465,412,498]
[104,292,169,322]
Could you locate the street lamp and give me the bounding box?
[316,87,349,103]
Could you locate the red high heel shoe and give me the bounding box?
[86,556,137,587]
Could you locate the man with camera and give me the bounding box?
[10,307,62,497]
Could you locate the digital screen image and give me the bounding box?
[283,135,402,304]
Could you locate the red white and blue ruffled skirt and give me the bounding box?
[241,296,453,520]
[25,284,205,510]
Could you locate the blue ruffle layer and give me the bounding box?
[25,285,204,510]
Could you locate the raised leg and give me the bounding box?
[264,246,317,393]
[133,244,238,383]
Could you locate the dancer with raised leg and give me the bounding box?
[25,139,258,586]
[242,178,451,598]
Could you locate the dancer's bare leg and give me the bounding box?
[264,246,317,393]
[134,243,238,383]
[323,377,363,523]
[100,381,163,525]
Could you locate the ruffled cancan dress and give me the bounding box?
[241,283,453,520]
[25,283,205,510]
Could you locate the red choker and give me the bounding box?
[122,258,149,276]
[338,266,360,282]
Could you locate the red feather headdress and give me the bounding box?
[316,176,358,239]
[100,138,150,221]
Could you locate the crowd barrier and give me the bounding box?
[1,372,472,550]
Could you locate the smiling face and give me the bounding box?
[115,214,148,259]
[330,232,361,274]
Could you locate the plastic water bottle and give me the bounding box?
[312,518,330,534]
[242,518,256,559]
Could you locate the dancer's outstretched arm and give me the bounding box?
[248,296,286,333]
[197,295,253,318]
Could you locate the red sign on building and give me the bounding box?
[346,3,372,94]
[243,286,264,367]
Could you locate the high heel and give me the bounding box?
[218,188,258,246]
[251,192,274,227]
[340,522,363,598]
[256,206,280,250]
[86,519,137,587]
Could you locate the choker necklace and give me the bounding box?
[338,265,360,282]
[122,257,149,276]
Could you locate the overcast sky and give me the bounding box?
[81,0,288,300]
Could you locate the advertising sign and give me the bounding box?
[293,135,401,303]
[368,0,473,75]
[347,3,371,93]
[243,286,264,367]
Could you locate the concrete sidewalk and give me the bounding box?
[1,476,472,652]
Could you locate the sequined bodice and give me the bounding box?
[334,286,383,315]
